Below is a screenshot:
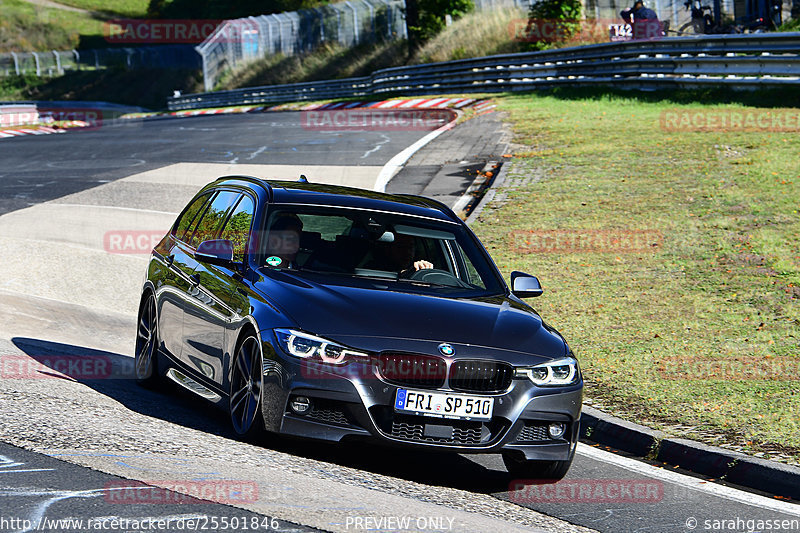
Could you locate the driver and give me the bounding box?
[366,234,433,277]
[266,213,302,268]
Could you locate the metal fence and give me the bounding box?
[0,45,201,77]
[170,32,800,110]
[196,0,407,91]
[196,0,532,91]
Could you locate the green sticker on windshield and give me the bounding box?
[266,256,282,267]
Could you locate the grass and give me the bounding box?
[0,0,148,53]
[413,7,529,63]
[51,0,148,18]
[779,18,800,31]
[471,88,800,462]
[0,0,108,52]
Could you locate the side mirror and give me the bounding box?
[196,239,235,266]
[510,271,543,298]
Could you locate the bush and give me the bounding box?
[525,0,582,49]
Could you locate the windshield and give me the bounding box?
[258,205,505,297]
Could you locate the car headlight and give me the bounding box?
[516,357,580,386]
[274,329,368,365]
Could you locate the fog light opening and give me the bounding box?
[548,422,566,439]
[290,395,312,415]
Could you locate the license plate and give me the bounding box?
[394,389,493,420]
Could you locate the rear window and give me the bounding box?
[172,192,211,242]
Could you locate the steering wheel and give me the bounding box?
[408,268,469,288]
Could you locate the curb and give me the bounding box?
[463,159,800,502]
[0,125,64,140]
[5,97,491,143]
[373,109,459,193]
[452,160,501,220]
[465,157,511,225]
[580,406,800,500]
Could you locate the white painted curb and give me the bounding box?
[373,113,459,193]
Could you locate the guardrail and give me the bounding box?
[170,32,800,110]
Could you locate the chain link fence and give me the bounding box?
[196,0,408,91]
[196,0,532,91]
[0,45,201,77]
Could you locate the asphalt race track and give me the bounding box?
[0,111,798,533]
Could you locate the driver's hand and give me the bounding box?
[413,260,434,271]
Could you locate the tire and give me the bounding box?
[134,293,162,388]
[503,443,576,481]
[229,333,265,438]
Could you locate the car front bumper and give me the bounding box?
[261,347,583,461]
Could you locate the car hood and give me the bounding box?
[255,270,567,361]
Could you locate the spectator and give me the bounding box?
[621,0,659,23]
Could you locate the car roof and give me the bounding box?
[212,175,460,223]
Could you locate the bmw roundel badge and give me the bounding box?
[438,343,455,356]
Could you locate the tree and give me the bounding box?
[525,0,583,49]
[405,0,474,55]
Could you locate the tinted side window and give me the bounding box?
[219,194,255,262]
[187,190,239,248]
[173,192,212,242]
[454,242,487,289]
